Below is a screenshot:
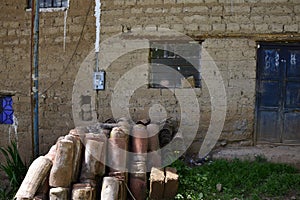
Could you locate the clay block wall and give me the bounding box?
[96,0,300,153]
[0,0,300,175]
[0,0,96,165]
[101,0,299,37]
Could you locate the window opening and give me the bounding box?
[28,0,68,8]
[149,41,201,88]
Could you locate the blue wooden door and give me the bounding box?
[256,43,300,144]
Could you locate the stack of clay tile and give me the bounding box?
[14,118,180,200]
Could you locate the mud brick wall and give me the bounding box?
[101,0,299,37]
[0,0,95,166]
[97,0,300,153]
[0,0,300,173]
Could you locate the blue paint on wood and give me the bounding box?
[0,96,14,124]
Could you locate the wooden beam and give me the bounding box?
[192,33,300,42]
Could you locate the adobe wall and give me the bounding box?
[0,0,95,163]
[96,0,300,153]
[0,0,299,167]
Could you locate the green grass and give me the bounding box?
[172,158,300,200]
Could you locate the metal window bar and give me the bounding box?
[29,0,68,8]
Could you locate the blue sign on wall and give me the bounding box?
[0,96,14,124]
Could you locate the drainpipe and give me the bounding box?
[95,0,101,119]
[31,0,40,159]
[95,0,101,71]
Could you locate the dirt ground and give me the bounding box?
[212,145,300,169]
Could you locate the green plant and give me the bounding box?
[172,159,210,199]
[254,154,268,163]
[0,188,10,200]
[0,141,28,199]
[171,158,300,200]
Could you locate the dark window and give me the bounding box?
[0,96,14,124]
[149,41,201,88]
[28,0,68,8]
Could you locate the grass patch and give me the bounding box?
[172,158,300,200]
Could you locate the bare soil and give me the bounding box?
[212,145,300,169]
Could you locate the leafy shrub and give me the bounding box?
[0,141,28,199]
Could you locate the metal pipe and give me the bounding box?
[30,0,35,158]
[33,0,40,159]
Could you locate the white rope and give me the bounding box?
[124,181,137,200]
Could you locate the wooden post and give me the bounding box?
[110,127,127,138]
[33,176,50,200]
[44,144,57,163]
[163,167,179,199]
[117,118,131,138]
[72,183,96,200]
[109,172,128,200]
[15,156,52,200]
[80,133,107,181]
[147,124,162,170]
[147,124,160,151]
[65,134,83,183]
[129,162,147,200]
[108,127,128,172]
[107,138,128,172]
[49,139,74,188]
[101,177,119,200]
[131,124,148,154]
[49,187,69,200]
[108,125,129,199]
[149,167,165,200]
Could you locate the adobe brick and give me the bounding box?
[183,6,209,13]
[125,0,137,6]
[184,15,207,23]
[240,23,254,32]
[284,24,299,32]
[145,7,165,14]
[137,0,163,5]
[260,0,288,2]
[172,24,184,32]
[179,0,204,3]
[131,7,143,14]
[199,24,212,32]
[295,5,300,13]
[3,39,19,45]
[211,5,223,15]
[184,23,199,31]
[164,0,177,4]
[271,24,284,33]
[224,5,251,14]
[3,21,19,28]
[255,24,270,32]
[204,0,218,3]
[169,7,182,14]
[226,23,240,32]
[212,23,226,32]
[113,0,124,6]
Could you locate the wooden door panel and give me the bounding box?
[256,44,300,144]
